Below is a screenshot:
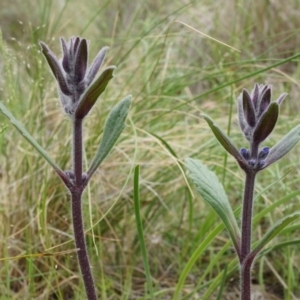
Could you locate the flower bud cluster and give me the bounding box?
[240,146,270,169]
[237,84,286,144]
[40,37,109,117]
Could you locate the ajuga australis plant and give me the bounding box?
[186,84,300,300]
[0,37,132,300]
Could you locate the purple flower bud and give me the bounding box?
[253,102,278,144]
[276,92,287,106]
[240,148,250,160]
[237,84,284,146]
[258,87,271,116]
[242,89,256,127]
[87,46,109,85]
[258,147,270,160]
[256,160,266,169]
[248,159,256,167]
[251,83,259,109]
[65,170,74,177]
[40,37,114,119]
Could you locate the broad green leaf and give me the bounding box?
[250,213,300,259]
[264,124,300,168]
[0,102,62,172]
[185,158,240,253]
[87,95,132,177]
[202,114,247,169]
[75,66,116,119]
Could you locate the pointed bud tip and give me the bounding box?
[277,93,288,105]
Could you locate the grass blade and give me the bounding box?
[133,165,154,300]
[173,223,224,300]
[216,264,228,300]
[250,213,300,259]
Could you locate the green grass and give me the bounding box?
[1,0,300,299]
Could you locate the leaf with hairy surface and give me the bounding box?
[186,158,241,254]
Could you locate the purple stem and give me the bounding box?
[71,191,97,300]
[71,118,98,300]
[240,260,252,300]
[73,118,83,186]
[240,170,257,300]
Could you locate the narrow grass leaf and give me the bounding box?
[201,258,239,300]
[133,165,154,300]
[185,158,240,255]
[87,95,132,178]
[0,102,62,172]
[250,213,300,259]
[0,125,7,134]
[202,115,246,169]
[258,239,300,258]
[216,264,227,300]
[173,223,224,300]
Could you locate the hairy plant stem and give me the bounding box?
[73,118,83,186]
[240,170,257,300]
[71,118,98,300]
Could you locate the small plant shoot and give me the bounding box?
[0,37,132,300]
[186,84,300,300]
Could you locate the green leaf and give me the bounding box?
[87,95,132,178]
[250,213,300,259]
[185,158,240,253]
[202,114,247,169]
[75,66,116,119]
[0,102,62,172]
[264,124,300,168]
[258,239,300,259]
[133,165,154,300]
[0,125,7,134]
[173,223,225,300]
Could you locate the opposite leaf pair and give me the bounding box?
[0,37,132,300]
[203,84,300,172]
